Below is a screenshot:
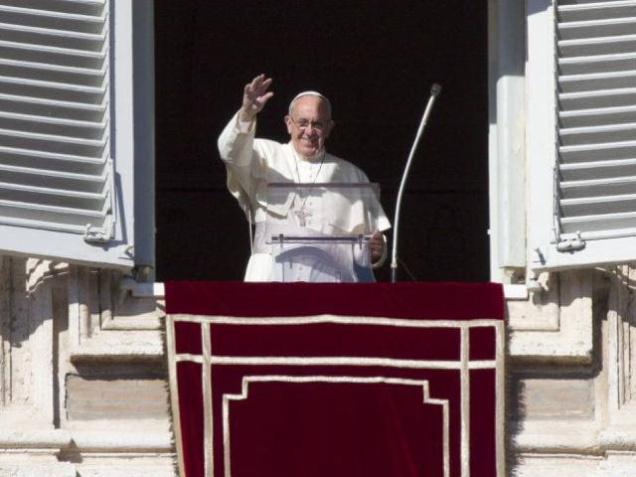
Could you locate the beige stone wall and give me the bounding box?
[509,267,636,476]
[0,257,174,477]
[3,256,636,476]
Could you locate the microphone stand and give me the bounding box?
[390,84,442,283]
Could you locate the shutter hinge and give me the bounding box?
[84,158,116,244]
[553,165,586,253]
[556,232,586,253]
[533,247,546,266]
[84,215,114,243]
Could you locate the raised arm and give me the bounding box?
[239,74,274,122]
[218,74,274,166]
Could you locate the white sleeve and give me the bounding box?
[217,111,257,168]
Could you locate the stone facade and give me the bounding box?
[509,267,636,475]
[0,257,174,477]
[3,257,636,475]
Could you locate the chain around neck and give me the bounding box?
[292,150,325,227]
[293,150,325,184]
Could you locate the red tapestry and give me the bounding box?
[165,282,505,477]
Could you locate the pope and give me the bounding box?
[218,74,390,282]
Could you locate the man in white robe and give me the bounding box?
[218,74,390,282]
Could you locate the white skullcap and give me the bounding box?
[288,90,332,117]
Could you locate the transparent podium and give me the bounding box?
[261,182,383,283]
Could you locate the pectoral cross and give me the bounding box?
[294,208,311,227]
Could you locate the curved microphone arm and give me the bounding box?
[390,83,442,283]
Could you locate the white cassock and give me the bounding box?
[218,112,391,282]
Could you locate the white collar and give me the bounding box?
[288,142,326,164]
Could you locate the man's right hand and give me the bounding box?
[240,74,274,122]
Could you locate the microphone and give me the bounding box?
[390,84,442,283]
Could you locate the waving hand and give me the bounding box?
[240,74,274,122]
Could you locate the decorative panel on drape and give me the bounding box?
[165,282,505,477]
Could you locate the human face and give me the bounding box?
[285,96,333,159]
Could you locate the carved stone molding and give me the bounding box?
[24,259,69,294]
[67,266,165,361]
[1,258,175,476]
[0,427,174,477]
[605,265,636,430]
[0,256,61,428]
[507,272,560,332]
[508,270,595,362]
[510,266,636,475]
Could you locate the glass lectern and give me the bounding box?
[260,182,383,283]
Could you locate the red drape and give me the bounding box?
[166,282,504,477]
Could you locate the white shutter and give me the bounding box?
[528,0,636,269]
[0,0,152,269]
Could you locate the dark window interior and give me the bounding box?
[154,1,489,282]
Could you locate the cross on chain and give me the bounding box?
[294,207,311,227]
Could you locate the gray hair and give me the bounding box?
[288,91,332,118]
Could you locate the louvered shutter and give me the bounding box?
[0,0,152,268]
[528,0,636,269]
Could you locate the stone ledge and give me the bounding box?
[599,430,636,451]
[69,344,165,362]
[512,421,636,455]
[0,462,76,477]
[0,428,172,453]
[513,421,601,454]
[0,430,72,449]
[70,429,173,452]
